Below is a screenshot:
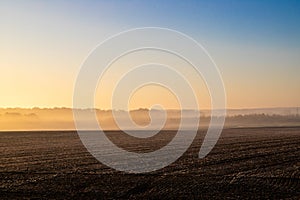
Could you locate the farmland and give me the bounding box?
[0,127,299,199]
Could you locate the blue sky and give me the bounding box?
[0,0,299,108]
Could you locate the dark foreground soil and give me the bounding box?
[0,127,299,199]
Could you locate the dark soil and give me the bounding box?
[0,127,299,199]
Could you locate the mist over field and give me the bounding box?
[1,107,299,131]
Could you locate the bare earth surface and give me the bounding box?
[0,127,299,199]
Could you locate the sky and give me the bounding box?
[1,0,300,109]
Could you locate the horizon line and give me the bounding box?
[0,106,299,111]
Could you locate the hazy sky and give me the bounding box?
[1,0,300,109]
